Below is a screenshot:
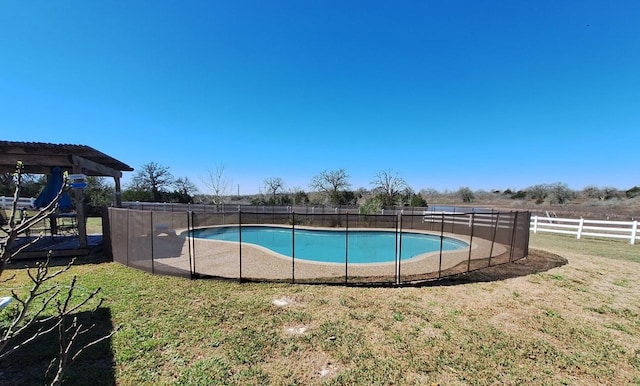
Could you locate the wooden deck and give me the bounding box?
[9,235,104,259]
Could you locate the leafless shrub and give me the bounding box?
[1,162,116,385]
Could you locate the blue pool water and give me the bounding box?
[191,226,468,264]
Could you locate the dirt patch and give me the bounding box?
[283,325,308,335]
[272,296,294,307]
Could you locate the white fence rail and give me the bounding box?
[531,215,638,245]
[32,197,639,244]
[0,196,35,210]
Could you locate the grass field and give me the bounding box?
[1,233,639,385]
[0,210,104,235]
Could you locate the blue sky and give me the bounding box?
[1,1,639,195]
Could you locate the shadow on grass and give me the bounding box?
[0,307,116,386]
[6,251,112,270]
[210,248,568,288]
[420,248,568,287]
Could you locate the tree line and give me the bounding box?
[114,162,640,210]
[3,162,639,210]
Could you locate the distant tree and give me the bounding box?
[601,187,621,200]
[202,164,231,207]
[0,173,43,198]
[84,176,115,215]
[526,184,549,204]
[472,189,494,201]
[420,188,440,197]
[359,196,382,215]
[290,188,309,205]
[262,177,285,199]
[276,193,292,206]
[408,193,428,207]
[510,190,527,199]
[457,187,475,203]
[582,185,602,199]
[129,162,174,202]
[626,186,640,199]
[121,187,151,202]
[172,177,198,203]
[0,173,11,196]
[250,195,267,206]
[370,170,408,207]
[336,190,359,206]
[548,182,574,205]
[309,169,351,206]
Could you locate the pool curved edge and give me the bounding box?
[185,224,507,280]
[190,224,468,265]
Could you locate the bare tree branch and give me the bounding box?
[370,170,408,207]
[0,163,118,385]
[309,169,351,206]
[202,164,231,207]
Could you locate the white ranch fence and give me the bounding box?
[531,215,638,245]
[0,196,35,210]
[9,196,635,244]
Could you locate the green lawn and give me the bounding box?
[1,210,104,235]
[1,233,639,385]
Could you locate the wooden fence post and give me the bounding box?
[577,217,584,240]
[631,220,638,245]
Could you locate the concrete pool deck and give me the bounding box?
[147,227,509,283]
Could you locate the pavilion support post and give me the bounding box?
[74,190,88,248]
[114,177,122,207]
[72,168,88,249]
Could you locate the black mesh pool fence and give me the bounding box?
[107,208,531,285]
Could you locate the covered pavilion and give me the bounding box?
[0,140,133,256]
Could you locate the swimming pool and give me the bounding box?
[191,226,468,264]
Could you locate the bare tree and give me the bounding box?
[548,182,574,205]
[1,162,62,271]
[202,164,231,207]
[457,187,475,203]
[173,177,198,203]
[370,170,408,207]
[129,162,174,202]
[262,177,285,199]
[526,184,550,204]
[1,162,116,385]
[309,169,351,206]
[582,185,602,199]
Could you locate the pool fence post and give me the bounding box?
[125,208,130,268]
[467,212,475,272]
[292,212,295,284]
[345,213,349,285]
[509,211,518,262]
[239,211,243,282]
[397,214,402,285]
[188,210,194,279]
[438,214,444,278]
[488,212,500,266]
[523,211,532,257]
[150,211,155,275]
